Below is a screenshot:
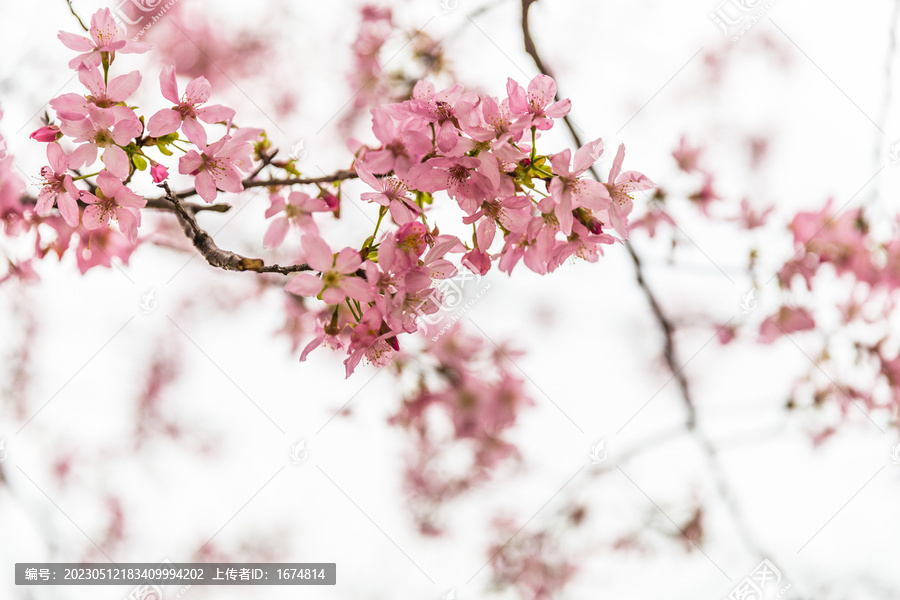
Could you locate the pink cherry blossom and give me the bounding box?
[79,171,146,242]
[547,138,612,235]
[672,135,703,173]
[178,128,261,202]
[284,235,374,304]
[35,143,80,226]
[263,191,331,248]
[506,74,571,130]
[147,66,236,147]
[408,155,496,215]
[356,161,421,224]
[59,105,142,179]
[58,8,150,70]
[604,144,655,238]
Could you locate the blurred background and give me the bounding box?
[2,0,900,598]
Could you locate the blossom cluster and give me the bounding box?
[7,7,655,379]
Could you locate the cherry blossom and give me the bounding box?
[284,235,373,304]
[604,144,655,238]
[147,66,236,147]
[35,143,80,226]
[178,128,261,202]
[79,171,146,242]
[58,8,150,70]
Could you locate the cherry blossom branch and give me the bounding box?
[157,183,311,274]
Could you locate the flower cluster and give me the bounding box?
[273,76,653,374]
[10,7,654,380]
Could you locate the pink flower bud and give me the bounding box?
[463,249,491,276]
[151,164,169,183]
[30,125,61,143]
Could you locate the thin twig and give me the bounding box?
[64,0,89,31]
[520,0,774,566]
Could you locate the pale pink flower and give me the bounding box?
[79,171,146,242]
[263,191,331,248]
[35,143,80,226]
[284,235,374,304]
[506,74,571,130]
[51,66,141,120]
[672,135,703,173]
[408,155,497,215]
[58,8,150,70]
[178,128,261,202]
[147,66,236,147]
[547,137,611,235]
[59,105,142,179]
[604,144,655,238]
[356,161,420,224]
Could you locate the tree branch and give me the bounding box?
[158,183,311,275]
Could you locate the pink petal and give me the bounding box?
[334,248,362,274]
[263,217,290,249]
[115,207,139,243]
[107,71,142,102]
[321,286,347,305]
[528,74,557,107]
[184,76,212,104]
[285,273,324,296]
[181,117,208,148]
[96,170,123,197]
[82,204,106,229]
[574,137,604,174]
[102,146,130,179]
[159,65,180,104]
[58,193,80,226]
[58,31,94,51]
[196,104,235,124]
[609,144,626,182]
[47,142,68,174]
[341,277,375,302]
[194,172,217,203]
[77,66,105,98]
[302,235,334,272]
[178,150,204,174]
